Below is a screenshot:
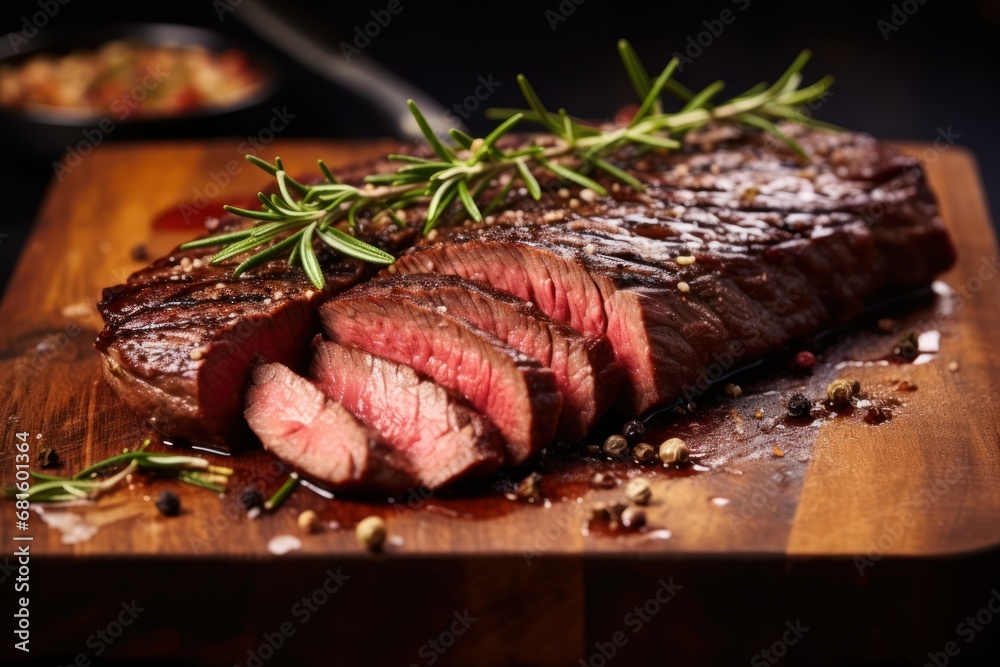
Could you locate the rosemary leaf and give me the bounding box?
[516,160,542,200]
[516,75,564,136]
[425,177,461,230]
[298,223,325,290]
[537,156,607,195]
[630,57,680,128]
[407,99,456,163]
[681,80,725,113]
[617,39,653,101]
[590,157,645,192]
[232,233,303,277]
[457,180,483,223]
[316,227,395,265]
[317,159,340,184]
[449,128,476,149]
[179,229,254,250]
[737,113,808,160]
[246,154,279,176]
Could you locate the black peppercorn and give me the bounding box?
[787,393,813,418]
[239,487,265,511]
[622,419,647,445]
[892,331,919,361]
[130,244,150,261]
[155,490,181,517]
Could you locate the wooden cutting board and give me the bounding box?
[1,139,998,666]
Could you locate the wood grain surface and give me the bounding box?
[0,139,998,665]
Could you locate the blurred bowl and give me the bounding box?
[0,23,280,161]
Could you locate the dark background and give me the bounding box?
[1,0,998,297]
[1,3,999,665]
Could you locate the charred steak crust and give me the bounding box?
[320,283,562,464]
[246,363,413,491]
[310,341,504,489]
[365,274,621,442]
[96,226,366,449]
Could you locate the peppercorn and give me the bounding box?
[794,350,816,371]
[632,442,656,463]
[603,434,629,457]
[516,472,544,501]
[37,447,60,469]
[658,438,689,464]
[620,506,647,529]
[622,419,647,445]
[155,490,181,517]
[624,478,652,505]
[239,487,265,511]
[787,393,812,418]
[851,380,862,396]
[297,510,321,534]
[893,331,919,361]
[827,379,853,407]
[355,516,386,552]
[130,243,150,261]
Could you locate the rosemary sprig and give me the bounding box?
[3,440,233,503]
[190,40,836,289]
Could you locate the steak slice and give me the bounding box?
[96,227,365,449]
[310,341,504,489]
[366,274,620,441]
[320,286,562,463]
[245,363,412,491]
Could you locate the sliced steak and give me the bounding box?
[320,286,562,463]
[97,230,365,449]
[245,363,411,491]
[310,341,504,488]
[366,274,619,441]
[394,138,954,414]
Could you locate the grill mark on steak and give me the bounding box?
[320,284,562,463]
[96,224,366,449]
[310,341,504,489]
[246,363,413,491]
[364,274,621,442]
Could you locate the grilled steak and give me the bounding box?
[310,341,504,488]
[363,274,620,441]
[320,285,562,463]
[246,363,411,491]
[96,222,365,449]
[395,128,955,413]
[97,124,955,485]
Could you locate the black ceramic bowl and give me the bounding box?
[0,23,279,161]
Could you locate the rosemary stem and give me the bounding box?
[264,474,300,511]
